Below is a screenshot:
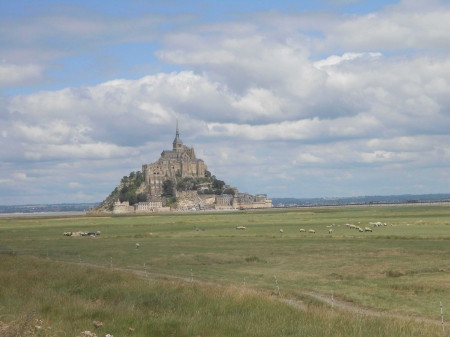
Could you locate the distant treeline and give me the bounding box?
[0,203,100,214]
[272,193,450,206]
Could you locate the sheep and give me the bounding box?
[345,223,351,227]
[136,243,140,249]
[328,229,333,234]
[364,227,372,232]
[309,229,315,233]
[279,229,284,233]
[349,225,356,229]
[299,229,306,232]
[236,226,246,230]
[358,228,364,232]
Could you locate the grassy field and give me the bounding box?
[1,205,450,336]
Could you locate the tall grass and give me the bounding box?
[0,254,446,336]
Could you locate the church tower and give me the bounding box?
[173,120,183,152]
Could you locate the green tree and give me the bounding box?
[129,195,137,205]
[223,188,235,196]
[137,193,148,202]
[135,171,144,186]
[212,179,225,190]
[162,180,174,196]
[205,170,211,178]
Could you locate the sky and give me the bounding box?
[1,0,450,205]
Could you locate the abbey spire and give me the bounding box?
[173,119,183,152]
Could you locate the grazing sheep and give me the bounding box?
[309,229,315,233]
[328,229,333,234]
[365,227,372,232]
[236,226,246,230]
[358,228,364,232]
[279,229,284,233]
[345,223,351,227]
[349,225,356,229]
[299,229,306,232]
[136,243,140,249]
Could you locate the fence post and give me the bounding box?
[331,291,334,311]
[274,275,280,296]
[441,301,445,333]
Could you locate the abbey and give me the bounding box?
[142,123,207,195]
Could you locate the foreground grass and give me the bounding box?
[1,205,450,323]
[0,254,446,337]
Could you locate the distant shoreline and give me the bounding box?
[0,211,86,218]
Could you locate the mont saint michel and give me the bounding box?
[95,124,272,214]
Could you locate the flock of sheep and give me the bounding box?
[63,231,101,237]
[235,221,388,234]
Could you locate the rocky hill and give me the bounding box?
[96,170,233,211]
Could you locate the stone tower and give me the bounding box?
[142,122,208,196]
[173,120,183,152]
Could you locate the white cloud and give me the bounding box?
[12,173,28,180]
[0,179,13,184]
[69,182,82,188]
[2,1,450,202]
[0,63,42,87]
[313,52,382,69]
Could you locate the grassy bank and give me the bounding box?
[0,254,445,337]
[1,205,450,335]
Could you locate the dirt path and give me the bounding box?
[299,291,446,326]
[66,260,447,327]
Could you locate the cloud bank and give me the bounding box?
[1,0,449,204]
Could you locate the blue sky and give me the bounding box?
[1,0,449,204]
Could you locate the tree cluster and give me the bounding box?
[117,171,147,206]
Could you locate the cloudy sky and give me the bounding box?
[1,0,450,205]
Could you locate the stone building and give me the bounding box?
[216,194,234,206]
[214,192,272,210]
[142,123,207,196]
[112,200,133,214]
[134,200,163,212]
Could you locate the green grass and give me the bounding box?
[1,205,450,335]
[0,255,445,337]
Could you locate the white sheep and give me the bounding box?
[309,229,315,233]
[328,229,333,234]
[299,229,306,232]
[349,225,356,229]
[136,243,140,249]
[236,226,246,230]
[279,229,284,233]
[364,227,372,232]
